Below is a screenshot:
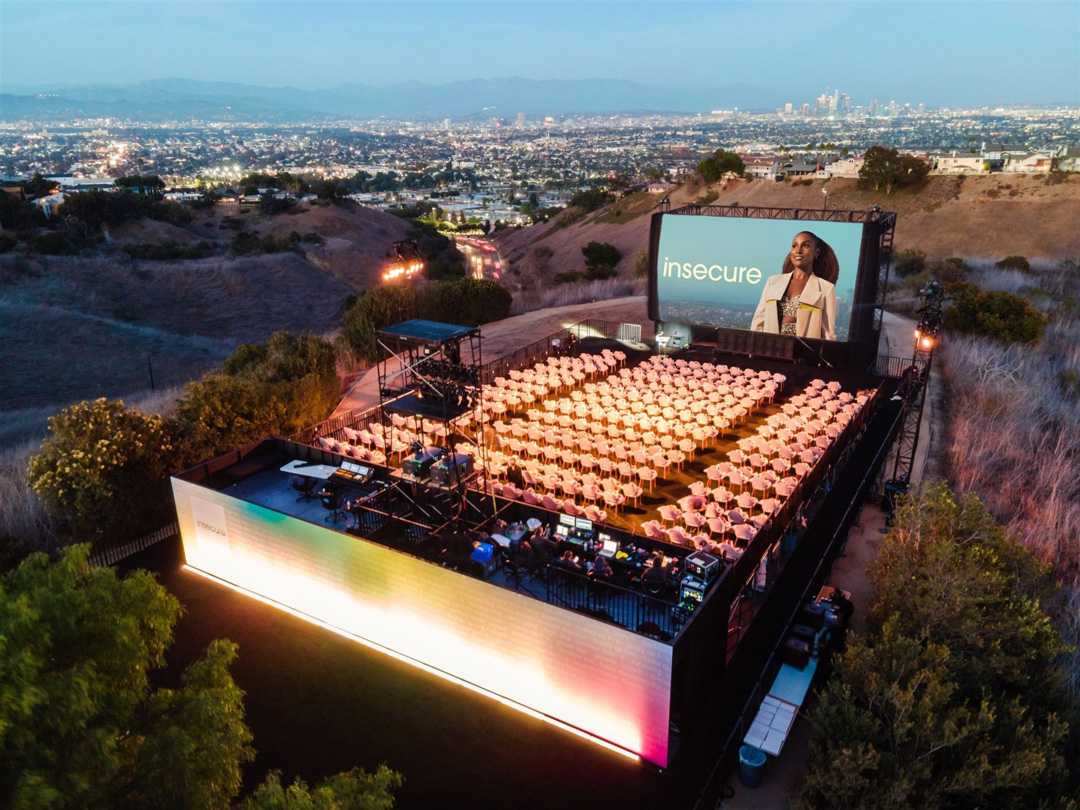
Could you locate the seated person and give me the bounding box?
[531,528,557,563]
[641,561,667,595]
[554,550,582,573]
[590,554,614,581]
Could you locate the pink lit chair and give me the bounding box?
[683,511,707,530]
[638,467,658,492]
[707,516,728,538]
[603,491,625,512]
[657,504,681,525]
[621,482,643,508]
[522,489,541,506]
[733,524,757,545]
[677,494,706,513]
[668,527,693,547]
[584,504,607,524]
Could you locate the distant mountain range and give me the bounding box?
[0,77,765,121]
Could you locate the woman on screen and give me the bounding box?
[750,231,839,341]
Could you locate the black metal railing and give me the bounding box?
[872,353,916,379]
[544,567,681,641]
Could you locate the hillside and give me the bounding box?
[496,174,1080,288]
[0,201,410,442]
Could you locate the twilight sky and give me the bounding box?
[2,1,1078,106]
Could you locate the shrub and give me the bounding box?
[27,398,177,543]
[61,191,192,229]
[582,241,622,279]
[995,255,1032,274]
[172,374,288,465]
[341,279,512,360]
[567,188,613,214]
[408,222,465,280]
[175,332,338,462]
[945,283,1048,344]
[553,271,585,285]
[258,194,296,215]
[231,230,299,255]
[892,248,927,278]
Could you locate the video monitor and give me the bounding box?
[649,210,881,343]
[555,524,569,538]
[574,518,593,531]
[559,514,575,527]
[599,535,619,557]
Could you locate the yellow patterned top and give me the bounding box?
[778,294,799,336]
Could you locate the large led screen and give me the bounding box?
[172,477,674,766]
[650,214,869,341]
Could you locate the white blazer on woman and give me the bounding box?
[750,273,837,341]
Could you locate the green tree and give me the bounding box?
[798,486,1073,810]
[581,241,622,279]
[0,545,252,809]
[0,545,402,810]
[697,150,745,182]
[566,188,612,213]
[173,373,288,464]
[858,145,930,194]
[27,398,177,543]
[239,767,403,810]
[944,283,1048,344]
[23,173,59,198]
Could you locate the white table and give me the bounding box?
[280,460,339,480]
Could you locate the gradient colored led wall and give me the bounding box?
[172,478,673,766]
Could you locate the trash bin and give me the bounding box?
[738,744,767,788]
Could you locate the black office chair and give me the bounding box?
[321,488,344,523]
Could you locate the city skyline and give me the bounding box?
[2,2,1078,108]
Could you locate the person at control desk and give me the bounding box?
[751,231,839,341]
[555,550,583,573]
[589,554,614,582]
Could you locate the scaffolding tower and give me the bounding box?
[373,319,487,533]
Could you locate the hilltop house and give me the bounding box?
[1004,152,1054,174]
[740,155,781,181]
[931,152,989,175]
[47,176,116,193]
[822,156,864,178]
[1054,146,1080,173]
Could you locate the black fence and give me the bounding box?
[544,566,682,641]
[873,353,916,379]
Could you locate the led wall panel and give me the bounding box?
[172,478,673,766]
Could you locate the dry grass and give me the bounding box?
[510,277,647,315]
[941,264,1080,698]
[0,385,182,560]
[0,437,58,558]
